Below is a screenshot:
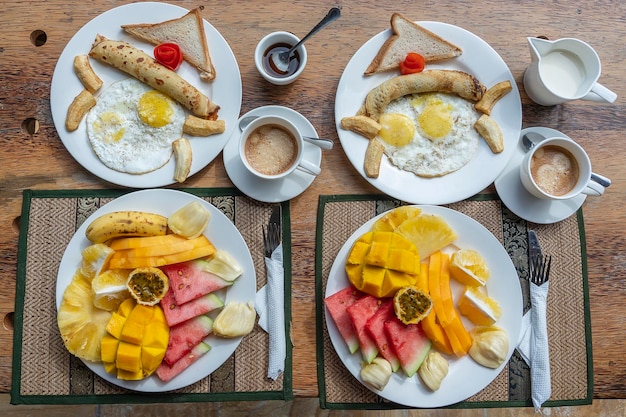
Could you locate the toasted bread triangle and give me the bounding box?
[364,13,462,76]
[122,7,216,81]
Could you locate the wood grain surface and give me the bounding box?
[1,0,624,400]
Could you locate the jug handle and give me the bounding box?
[584,82,617,103]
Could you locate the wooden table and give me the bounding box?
[1,0,624,400]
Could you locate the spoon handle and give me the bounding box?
[287,7,341,56]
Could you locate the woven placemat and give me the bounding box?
[12,188,293,405]
[315,194,593,409]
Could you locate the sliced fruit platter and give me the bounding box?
[55,189,256,392]
[324,205,522,408]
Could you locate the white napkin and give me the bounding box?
[517,281,551,412]
[254,243,285,380]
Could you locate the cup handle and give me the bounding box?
[582,178,605,196]
[583,82,617,103]
[295,158,321,176]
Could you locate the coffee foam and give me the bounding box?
[530,145,579,196]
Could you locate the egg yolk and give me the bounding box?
[94,111,125,143]
[137,90,174,128]
[417,98,453,141]
[378,113,415,146]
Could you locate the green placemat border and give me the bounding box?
[315,193,593,410]
[12,187,293,405]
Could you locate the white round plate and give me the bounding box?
[50,2,242,188]
[335,22,522,205]
[495,127,586,224]
[223,105,322,203]
[56,189,256,392]
[325,205,522,408]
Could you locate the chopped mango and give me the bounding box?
[102,299,169,380]
[116,341,142,372]
[100,334,119,363]
[118,298,135,318]
[345,231,421,298]
[105,312,127,340]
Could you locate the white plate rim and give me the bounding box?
[50,2,242,188]
[324,205,523,408]
[55,189,256,392]
[223,105,322,203]
[494,127,586,224]
[334,21,522,205]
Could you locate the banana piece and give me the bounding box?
[85,211,168,243]
[172,137,192,183]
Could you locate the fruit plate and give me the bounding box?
[334,22,522,205]
[324,205,522,408]
[50,2,242,188]
[55,189,256,392]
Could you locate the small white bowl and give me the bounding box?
[254,31,307,85]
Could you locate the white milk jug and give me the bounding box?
[523,37,617,106]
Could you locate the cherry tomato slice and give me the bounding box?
[400,52,425,75]
[154,43,184,71]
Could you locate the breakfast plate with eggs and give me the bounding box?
[56,189,256,392]
[50,2,242,188]
[324,205,523,408]
[335,22,522,205]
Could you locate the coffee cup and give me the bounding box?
[523,37,617,106]
[520,137,606,200]
[239,115,320,179]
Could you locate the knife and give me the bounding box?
[526,229,552,409]
[268,204,282,240]
[528,230,542,260]
[263,203,285,380]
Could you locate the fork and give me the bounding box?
[529,254,552,286]
[262,222,281,258]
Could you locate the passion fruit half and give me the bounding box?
[393,286,433,325]
[126,267,169,306]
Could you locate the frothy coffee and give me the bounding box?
[530,145,579,196]
[244,124,298,176]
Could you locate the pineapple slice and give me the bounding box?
[395,214,458,260]
[57,270,112,362]
[371,206,422,232]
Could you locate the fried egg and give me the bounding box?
[378,92,480,177]
[86,78,186,174]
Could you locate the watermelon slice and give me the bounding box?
[384,319,432,377]
[324,286,364,354]
[160,287,224,327]
[161,260,232,305]
[365,299,401,372]
[156,342,211,382]
[347,294,382,363]
[164,314,213,366]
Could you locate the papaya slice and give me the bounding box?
[109,234,189,250]
[417,261,453,355]
[439,253,472,355]
[428,251,466,356]
[109,237,215,269]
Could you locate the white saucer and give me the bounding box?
[494,127,586,224]
[223,106,322,203]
